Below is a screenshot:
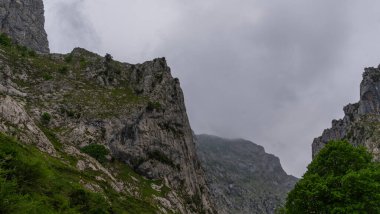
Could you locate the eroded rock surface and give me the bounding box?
[0,0,49,53]
[313,67,380,160]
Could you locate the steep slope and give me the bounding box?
[313,67,380,160]
[0,132,176,213]
[196,134,297,214]
[0,0,49,53]
[0,36,214,213]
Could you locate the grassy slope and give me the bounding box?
[0,132,166,214]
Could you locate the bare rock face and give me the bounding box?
[0,0,49,53]
[197,134,298,214]
[312,67,380,160]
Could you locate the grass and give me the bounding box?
[0,132,168,213]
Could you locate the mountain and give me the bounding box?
[313,67,380,160]
[196,134,298,214]
[0,1,214,213]
[0,0,49,53]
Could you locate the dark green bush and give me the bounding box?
[41,112,51,125]
[64,54,73,63]
[59,66,69,74]
[105,53,113,63]
[146,101,162,112]
[80,144,109,164]
[0,33,12,47]
[42,73,53,80]
[28,49,36,57]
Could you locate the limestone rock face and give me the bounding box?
[0,0,49,53]
[313,67,380,160]
[0,46,214,213]
[196,134,298,214]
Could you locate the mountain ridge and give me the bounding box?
[196,134,297,214]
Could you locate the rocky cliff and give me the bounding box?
[0,43,214,213]
[196,134,298,214]
[0,0,49,53]
[313,66,380,160]
[0,2,214,212]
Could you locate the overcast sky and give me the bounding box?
[44,0,380,177]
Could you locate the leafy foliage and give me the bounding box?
[282,140,380,213]
[0,33,12,47]
[81,144,109,164]
[40,112,51,125]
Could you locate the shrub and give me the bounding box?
[42,73,53,80]
[0,33,12,47]
[64,54,73,63]
[105,53,113,63]
[59,66,69,74]
[283,140,380,213]
[41,112,51,125]
[146,101,162,112]
[28,49,36,57]
[80,144,109,164]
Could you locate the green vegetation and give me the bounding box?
[64,54,73,63]
[0,33,12,46]
[105,53,113,63]
[146,101,162,112]
[81,144,109,164]
[59,65,69,74]
[281,140,380,213]
[0,133,110,213]
[0,132,170,214]
[63,86,144,119]
[40,112,51,125]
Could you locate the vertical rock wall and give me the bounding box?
[0,0,49,53]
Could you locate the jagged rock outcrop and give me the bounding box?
[0,0,49,53]
[313,66,380,160]
[196,134,298,214]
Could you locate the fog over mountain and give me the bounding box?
[45,0,380,177]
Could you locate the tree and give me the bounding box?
[282,140,380,213]
[105,53,113,63]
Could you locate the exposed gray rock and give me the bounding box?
[196,134,298,214]
[313,67,380,160]
[0,0,49,53]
